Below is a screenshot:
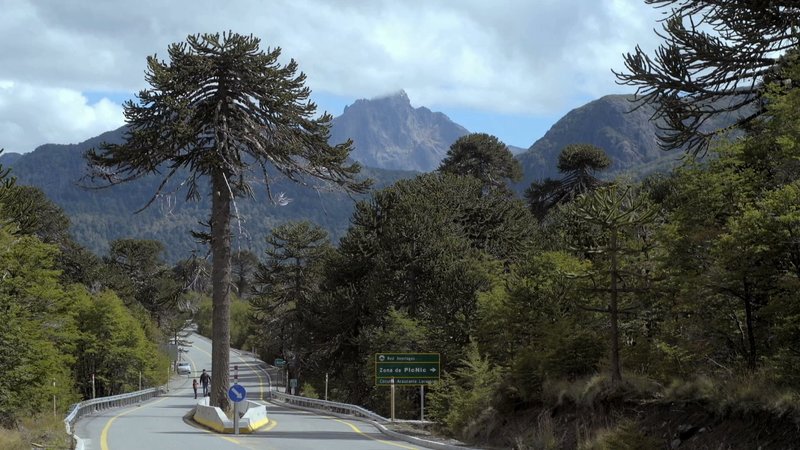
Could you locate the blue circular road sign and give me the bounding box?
[228,383,247,402]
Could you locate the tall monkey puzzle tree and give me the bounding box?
[86,32,369,409]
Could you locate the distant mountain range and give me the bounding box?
[0,127,413,262]
[1,91,711,261]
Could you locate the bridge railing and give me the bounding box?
[268,390,390,423]
[63,386,167,436]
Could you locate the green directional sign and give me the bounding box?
[375,353,441,386]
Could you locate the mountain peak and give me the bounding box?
[331,91,468,172]
[348,89,411,111]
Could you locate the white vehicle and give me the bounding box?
[176,362,191,375]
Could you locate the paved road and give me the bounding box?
[75,333,420,450]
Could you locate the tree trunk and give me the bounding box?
[743,279,757,371]
[211,169,232,410]
[609,229,622,385]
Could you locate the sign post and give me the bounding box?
[375,353,441,386]
[420,385,424,421]
[376,353,439,421]
[390,378,395,422]
[228,384,247,435]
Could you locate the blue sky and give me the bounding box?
[1,1,662,154]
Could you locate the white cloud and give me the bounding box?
[0,81,124,153]
[0,0,664,152]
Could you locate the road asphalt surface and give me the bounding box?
[75,333,420,450]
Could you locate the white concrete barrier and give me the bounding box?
[193,398,269,433]
[241,401,268,431]
[193,397,233,432]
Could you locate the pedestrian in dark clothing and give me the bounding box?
[192,378,198,399]
[199,369,210,397]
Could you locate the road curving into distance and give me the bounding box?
[74,333,421,450]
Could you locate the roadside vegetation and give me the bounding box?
[0,156,191,444]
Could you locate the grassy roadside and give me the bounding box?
[464,373,800,449]
[0,414,72,450]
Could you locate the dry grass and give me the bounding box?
[577,419,663,450]
[662,373,800,418]
[0,414,72,450]
[512,410,563,450]
[541,373,662,409]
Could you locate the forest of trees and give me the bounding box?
[0,163,177,429]
[3,2,800,448]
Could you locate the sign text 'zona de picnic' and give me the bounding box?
[375,353,441,386]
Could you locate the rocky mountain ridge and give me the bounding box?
[329,90,469,172]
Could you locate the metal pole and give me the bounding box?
[325,373,329,401]
[92,374,96,399]
[420,385,424,421]
[139,371,142,391]
[390,378,395,422]
[53,380,56,417]
[234,401,239,435]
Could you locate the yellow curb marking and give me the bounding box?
[333,418,419,450]
[100,396,168,450]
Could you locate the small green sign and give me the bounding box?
[375,353,441,386]
[275,358,286,367]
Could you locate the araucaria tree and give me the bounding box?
[526,144,611,220]
[437,133,522,195]
[86,32,368,409]
[569,184,657,384]
[615,1,800,155]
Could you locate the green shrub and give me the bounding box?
[539,328,605,380]
[510,326,605,403]
[428,342,502,440]
[300,382,319,399]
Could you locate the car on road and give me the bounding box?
[176,362,191,375]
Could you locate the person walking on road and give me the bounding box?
[192,378,198,399]
[199,369,210,397]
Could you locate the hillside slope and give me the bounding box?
[5,128,414,262]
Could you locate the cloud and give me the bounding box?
[0,0,663,152]
[0,81,124,153]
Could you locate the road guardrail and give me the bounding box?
[268,390,390,422]
[64,386,167,438]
